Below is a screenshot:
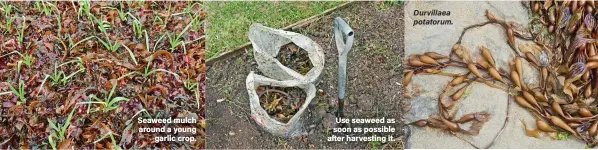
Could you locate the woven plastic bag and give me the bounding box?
[246,73,316,137]
[246,24,324,137]
[248,24,325,84]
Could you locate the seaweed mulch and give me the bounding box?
[0,1,205,149]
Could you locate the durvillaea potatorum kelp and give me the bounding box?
[405,5,598,146]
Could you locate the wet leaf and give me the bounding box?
[585,14,595,31]
[3,101,15,108]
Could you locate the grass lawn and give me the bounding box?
[206,1,344,58]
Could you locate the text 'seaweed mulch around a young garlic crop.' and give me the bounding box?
[405,1,598,147]
[0,1,205,149]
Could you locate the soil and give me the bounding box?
[206,2,405,149]
[0,2,205,149]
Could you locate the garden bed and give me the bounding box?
[206,2,405,149]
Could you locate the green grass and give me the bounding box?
[115,54,181,82]
[206,1,343,58]
[78,82,130,113]
[47,108,76,150]
[6,80,26,105]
